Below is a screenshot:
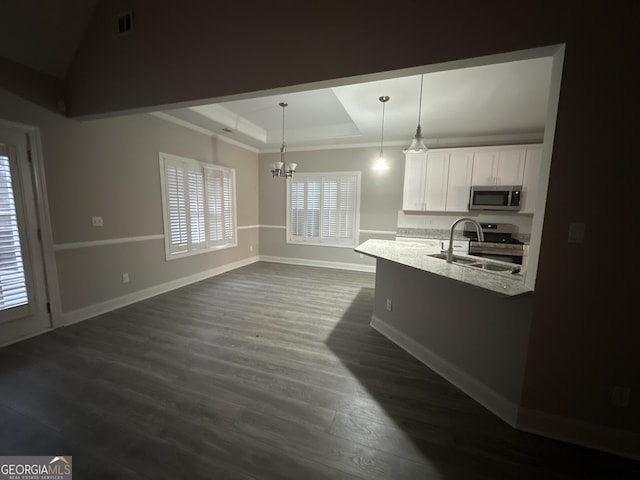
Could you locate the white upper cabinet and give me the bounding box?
[402,152,428,211]
[520,146,542,214]
[470,150,498,186]
[445,150,473,211]
[402,144,540,214]
[497,149,526,185]
[402,151,450,211]
[424,151,449,211]
[471,148,525,186]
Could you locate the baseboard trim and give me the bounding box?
[517,407,640,461]
[60,256,260,326]
[370,314,520,426]
[259,255,375,273]
[0,326,54,349]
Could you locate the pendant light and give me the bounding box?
[373,95,390,171]
[271,102,297,178]
[403,74,428,153]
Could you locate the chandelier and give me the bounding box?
[271,102,297,178]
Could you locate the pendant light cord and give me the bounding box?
[417,74,424,128]
[378,96,389,157]
[380,101,385,156]
[279,102,287,162]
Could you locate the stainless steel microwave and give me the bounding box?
[469,185,522,211]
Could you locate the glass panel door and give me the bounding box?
[0,151,29,312]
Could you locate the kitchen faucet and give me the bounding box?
[447,217,484,263]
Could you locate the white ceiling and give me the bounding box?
[160,56,554,152]
[0,2,553,151]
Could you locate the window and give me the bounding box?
[287,172,360,247]
[159,153,237,259]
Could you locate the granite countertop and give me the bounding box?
[355,239,533,297]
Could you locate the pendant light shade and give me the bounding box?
[403,75,428,153]
[374,95,390,171]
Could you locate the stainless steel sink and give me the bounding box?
[428,253,479,265]
[428,253,521,274]
[475,263,515,272]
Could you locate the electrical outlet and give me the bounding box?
[611,386,630,407]
[386,299,392,312]
[92,216,104,227]
[122,273,129,284]
[249,245,254,252]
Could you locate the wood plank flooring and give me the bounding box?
[0,262,638,479]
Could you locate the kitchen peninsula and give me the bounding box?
[355,238,534,426]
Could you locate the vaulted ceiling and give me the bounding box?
[1,1,553,151]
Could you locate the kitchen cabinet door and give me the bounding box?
[424,151,449,211]
[471,151,498,185]
[445,150,473,211]
[496,149,525,185]
[471,148,525,186]
[402,152,428,210]
[520,146,542,214]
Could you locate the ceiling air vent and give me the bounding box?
[112,10,133,37]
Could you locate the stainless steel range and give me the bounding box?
[462,222,527,266]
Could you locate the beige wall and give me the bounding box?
[0,87,259,317]
[259,146,402,267]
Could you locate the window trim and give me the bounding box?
[159,152,237,261]
[286,171,361,248]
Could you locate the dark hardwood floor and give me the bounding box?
[0,262,638,479]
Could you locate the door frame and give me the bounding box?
[0,119,61,337]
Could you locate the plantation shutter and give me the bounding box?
[164,161,188,254]
[161,153,237,259]
[204,166,235,247]
[290,180,305,238]
[287,172,359,246]
[205,167,223,244]
[321,178,337,239]
[0,151,29,310]
[222,170,235,242]
[306,180,321,239]
[338,175,357,242]
[188,167,206,249]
